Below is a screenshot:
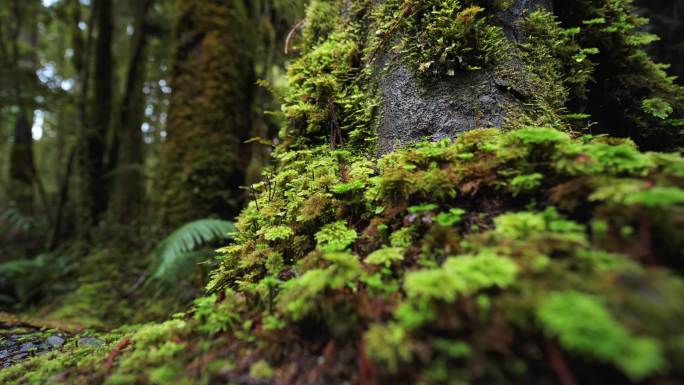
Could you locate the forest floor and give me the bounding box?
[0,312,100,368]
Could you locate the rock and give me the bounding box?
[46,335,65,348]
[19,342,36,352]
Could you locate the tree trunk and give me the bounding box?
[7,0,40,216]
[9,115,35,215]
[76,0,113,233]
[156,0,255,230]
[107,0,153,226]
[376,0,554,153]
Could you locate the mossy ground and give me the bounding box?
[3,0,684,384]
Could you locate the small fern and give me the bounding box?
[0,206,32,233]
[0,251,77,306]
[149,219,235,282]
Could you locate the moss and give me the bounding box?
[301,0,341,49]
[249,360,274,379]
[200,125,684,383]
[538,291,664,380]
[282,30,379,150]
[368,0,507,76]
[9,128,684,383]
[553,0,684,149]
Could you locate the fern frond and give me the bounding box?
[0,206,32,233]
[149,219,235,282]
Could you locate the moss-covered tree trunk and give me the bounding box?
[156,0,255,230]
[200,0,684,384]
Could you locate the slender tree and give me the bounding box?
[76,0,114,233]
[107,0,154,226]
[4,0,40,216]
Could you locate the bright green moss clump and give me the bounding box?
[196,126,684,383]
[371,0,507,75]
[5,131,684,384]
[538,291,664,381]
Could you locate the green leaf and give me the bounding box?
[262,225,294,241]
[435,208,466,227]
[315,221,357,252]
[150,219,235,282]
[642,98,673,120]
[365,247,405,266]
[407,203,438,214]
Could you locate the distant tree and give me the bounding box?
[107,0,154,227]
[2,0,41,216]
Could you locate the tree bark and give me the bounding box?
[376,0,554,153]
[156,0,255,230]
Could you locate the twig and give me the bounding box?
[546,341,578,385]
[284,19,305,55]
[250,185,260,212]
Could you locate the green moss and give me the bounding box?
[10,125,684,382]
[282,30,378,150]
[315,221,358,252]
[642,97,673,120]
[370,1,507,75]
[301,0,340,49]
[364,322,412,371]
[249,360,274,379]
[365,247,404,267]
[538,291,664,380]
[261,225,295,241]
[8,1,684,384]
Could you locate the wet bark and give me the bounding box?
[376,0,553,153]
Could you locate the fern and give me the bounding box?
[0,206,32,233]
[149,219,235,282]
[0,252,77,306]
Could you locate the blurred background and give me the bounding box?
[0,0,307,324]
